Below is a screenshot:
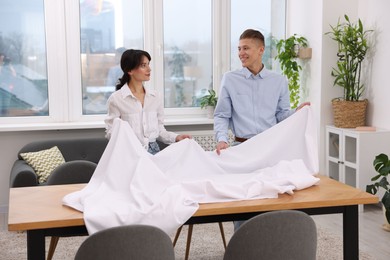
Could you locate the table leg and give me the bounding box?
[27,229,45,260]
[343,205,358,260]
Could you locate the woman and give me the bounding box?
[105,49,191,154]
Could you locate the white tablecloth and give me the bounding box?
[63,106,319,235]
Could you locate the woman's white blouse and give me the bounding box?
[105,86,177,147]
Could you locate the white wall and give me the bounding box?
[285,0,390,184]
[2,0,390,213]
[358,0,390,129]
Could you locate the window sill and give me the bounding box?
[0,117,214,132]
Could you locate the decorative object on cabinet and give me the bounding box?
[326,15,373,128]
[366,153,390,231]
[275,34,310,109]
[325,125,390,212]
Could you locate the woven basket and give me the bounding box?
[332,99,368,128]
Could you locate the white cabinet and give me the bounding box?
[326,125,390,197]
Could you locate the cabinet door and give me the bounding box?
[342,133,358,187]
[326,127,342,181]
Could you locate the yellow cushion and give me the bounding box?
[20,146,65,184]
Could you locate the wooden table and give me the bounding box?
[8,175,378,260]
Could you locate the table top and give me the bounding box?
[8,175,378,231]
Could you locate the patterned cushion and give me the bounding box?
[20,146,66,184]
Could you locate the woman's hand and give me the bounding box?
[175,134,191,142]
[296,102,311,111]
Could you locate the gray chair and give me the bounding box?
[75,224,175,260]
[223,210,317,260]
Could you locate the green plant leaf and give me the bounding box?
[200,89,218,109]
[274,34,309,109]
[326,14,373,101]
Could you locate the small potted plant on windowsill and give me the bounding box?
[200,89,218,119]
[366,153,390,231]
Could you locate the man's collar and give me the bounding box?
[242,65,269,79]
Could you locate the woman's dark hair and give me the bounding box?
[116,49,151,90]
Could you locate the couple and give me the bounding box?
[76,29,317,234]
[104,29,310,157]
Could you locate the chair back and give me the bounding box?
[75,224,175,260]
[46,160,96,185]
[224,210,317,260]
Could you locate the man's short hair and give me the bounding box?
[239,29,265,46]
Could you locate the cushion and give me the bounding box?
[20,146,66,184]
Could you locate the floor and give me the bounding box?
[311,204,390,260]
[1,204,389,259]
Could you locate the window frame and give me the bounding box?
[0,0,285,129]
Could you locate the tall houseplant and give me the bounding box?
[366,153,390,230]
[275,34,309,109]
[326,15,373,128]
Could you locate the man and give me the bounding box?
[214,29,310,156]
[214,29,310,230]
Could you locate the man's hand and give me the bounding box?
[216,141,229,155]
[175,134,191,142]
[296,102,311,111]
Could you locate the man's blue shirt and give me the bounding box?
[214,66,294,143]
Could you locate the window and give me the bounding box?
[79,0,143,115]
[0,0,285,126]
[0,0,48,117]
[230,0,286,71]
[163,0,212,108]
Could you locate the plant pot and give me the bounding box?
[298,47,312,59]
[206,106,214,119]
[332,99,368,128]
[382,205,390,232]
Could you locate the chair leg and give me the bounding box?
[218,222,227,249]
[185,224,193,260]
[47,236,59,260]
[173,226,183,247]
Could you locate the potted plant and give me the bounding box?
[326,14,373,128]
[200,89,218,118]
[366,153,390,231]
[275,34,310,109]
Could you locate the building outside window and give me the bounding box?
[80,0,143,115]
[163,0,212,109]
[0,0,48,117]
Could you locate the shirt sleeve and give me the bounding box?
[156,97,178,144]
[275,77,294,122]
[213,74,231,143]
[104,94,120,139]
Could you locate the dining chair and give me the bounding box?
[74,224,175,260]
[223,210,317,260]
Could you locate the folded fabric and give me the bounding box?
[63,106,319,235]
